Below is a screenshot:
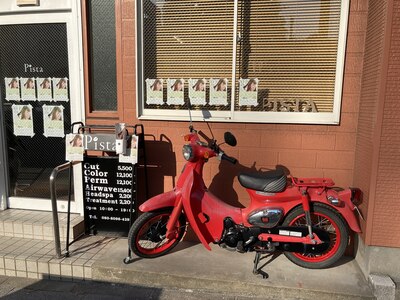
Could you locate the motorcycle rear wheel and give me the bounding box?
[282,203,349,269]
[128,209,186,258]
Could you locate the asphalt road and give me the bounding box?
[0,275,281,300]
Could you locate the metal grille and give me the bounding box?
[140,0,343,114]
[0,23,72,200]
[87,0,118,111]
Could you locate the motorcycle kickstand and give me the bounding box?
[252,252,268,279]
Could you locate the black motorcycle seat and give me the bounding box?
[238,169,287,193]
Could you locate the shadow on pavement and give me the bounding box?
[0,276,163,300]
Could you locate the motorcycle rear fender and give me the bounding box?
[336,189,362,233]
[139,190,179,212]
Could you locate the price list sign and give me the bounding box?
[82,156,135,235]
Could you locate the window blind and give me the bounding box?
[139,0,347,119]
[143,0,234,110]
[236,0,341,112]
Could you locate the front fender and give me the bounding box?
[139,190,179,212]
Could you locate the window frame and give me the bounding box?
[81,0,123,122]
[135,0,350,125]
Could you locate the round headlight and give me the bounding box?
[182,145,194,161]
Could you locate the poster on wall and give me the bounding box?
[119,135,139,165]
[20,77,36,101]
[209,78,228,106]
[4,77,20,101]
[65,133,84,161]
[12,104,34,137]
[145,78,163,105]
[37,77,53,101]
[239,78,258,107]
[53,77,69,101]
[167,78,184,105]
[42,105,64,137]
[188,79,206,105]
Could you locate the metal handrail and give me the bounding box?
[50,161,80,258]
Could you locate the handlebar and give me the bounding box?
[221,153,237,164]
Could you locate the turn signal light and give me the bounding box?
[350,188,362,205]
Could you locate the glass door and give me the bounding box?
[0,11,84,213]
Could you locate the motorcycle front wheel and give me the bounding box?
[282,203,349,269]
[128,209,186,258]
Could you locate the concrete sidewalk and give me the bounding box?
[92,239,374,299]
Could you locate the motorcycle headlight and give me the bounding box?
[182,145,194,161]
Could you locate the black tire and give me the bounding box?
[128,209,186,258]
[282,203,349,269]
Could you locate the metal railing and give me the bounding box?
[50,161,79,258]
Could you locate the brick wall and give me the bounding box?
[353,0,387,240]
[118,0,368,207]
[369,0,400,247]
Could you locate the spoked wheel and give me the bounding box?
[128,209,186,258]
[282,203,349,269]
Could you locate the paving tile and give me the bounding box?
[26,260,38,273]
[27,272,38,279]
[73,258,88,266]
[5,269,16,277]
[4,258,15,270]
[37,261,49,275]
[27,255,42,263]
[33,225,43,239]
[43,226,54,238]
[23,224,33,236]
[72,265,84,280]
[49,263,61,276]
[13,222,23,234]
[60,264,72,278]
[15,259,26,271]
[84,266,92,279]
[16,271,27,277]
[61,257,77,265]
[0,257,4,269]
[79,252,95,260]
[15,254,30,261]
[3,222,13,234]
[0,269,4,276]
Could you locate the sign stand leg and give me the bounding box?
[65,161,73,257]
[123,163,136,264]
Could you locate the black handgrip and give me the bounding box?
[221,153,237,164]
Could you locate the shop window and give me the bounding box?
[82,0,122,119]
[136,0,349,124]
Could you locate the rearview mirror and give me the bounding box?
[224,132,237,147]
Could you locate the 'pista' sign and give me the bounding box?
[82,156,135,235]
[83,134,116,152]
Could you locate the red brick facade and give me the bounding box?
[354,0,400,247]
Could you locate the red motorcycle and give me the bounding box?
[128,124,362,275]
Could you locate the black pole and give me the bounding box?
[65,161,73,257]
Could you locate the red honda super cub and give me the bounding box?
[128,125,362,275]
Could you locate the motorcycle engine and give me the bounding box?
[224,227,241,248]
[219,218,243,251]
